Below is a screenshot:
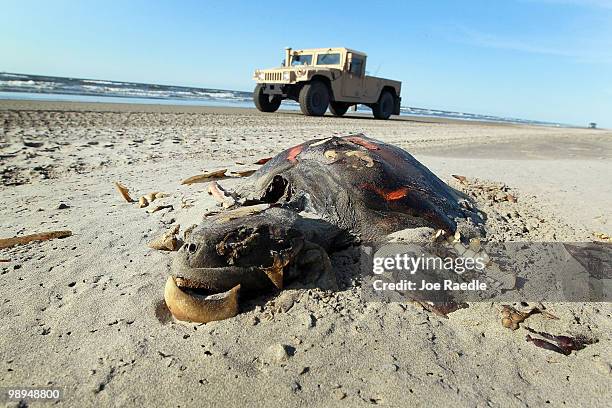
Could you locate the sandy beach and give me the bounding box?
[0,100,610,407]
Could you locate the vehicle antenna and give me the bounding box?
[374,63,382,76]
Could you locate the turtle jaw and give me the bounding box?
[170,244,275,294]
[166,246,253,324]
[163,276,240,324]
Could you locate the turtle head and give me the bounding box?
[172,206,308,294]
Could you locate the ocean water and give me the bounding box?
[0,72,564,126]
[0,91,262,109]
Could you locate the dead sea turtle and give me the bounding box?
[165,134,482,322]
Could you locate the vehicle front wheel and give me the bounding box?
[372,90,394,120]
[299,80,330,116]
[254,84,282,113]
[329,101,350,117]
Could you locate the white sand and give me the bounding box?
[0,100,610,407]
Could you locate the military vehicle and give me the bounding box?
[253,47,402,119]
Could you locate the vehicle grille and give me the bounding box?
[265,72,283,81]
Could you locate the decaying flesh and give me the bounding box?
[172,207,336,295]
[254,157,272,165]
[0,230,72,250]
[166,135,481,322]
[235,134,481,239]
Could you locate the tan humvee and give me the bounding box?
[253,47,402,119]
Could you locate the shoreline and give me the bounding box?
[0,98,581,128]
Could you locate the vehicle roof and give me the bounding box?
[292,47,367,57]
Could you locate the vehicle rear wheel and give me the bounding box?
[329,101,350,117]
[299,80,330,116]
[372,90,394,120]
[254,84,281,112]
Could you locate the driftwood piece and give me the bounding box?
[500,305,558,330]
[0,230,72,249]
[114,182,134,202]
[148,225,180,251]
[230,169,257,178]
[180,169,227,185]
[208,181,236,208]
[138,191,168,208]
[147,204,173,214]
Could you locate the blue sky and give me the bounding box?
[2,0,611,126]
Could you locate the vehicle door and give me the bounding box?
[341,53,365,98]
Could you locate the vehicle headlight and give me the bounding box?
[283,71,290,81]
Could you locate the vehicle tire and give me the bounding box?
[299,80,330,116]
[372,90,394,120]
[329,101,350,117]
[254,84,281,112]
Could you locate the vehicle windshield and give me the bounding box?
[291,54,312,66]
[316,53,341,65]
